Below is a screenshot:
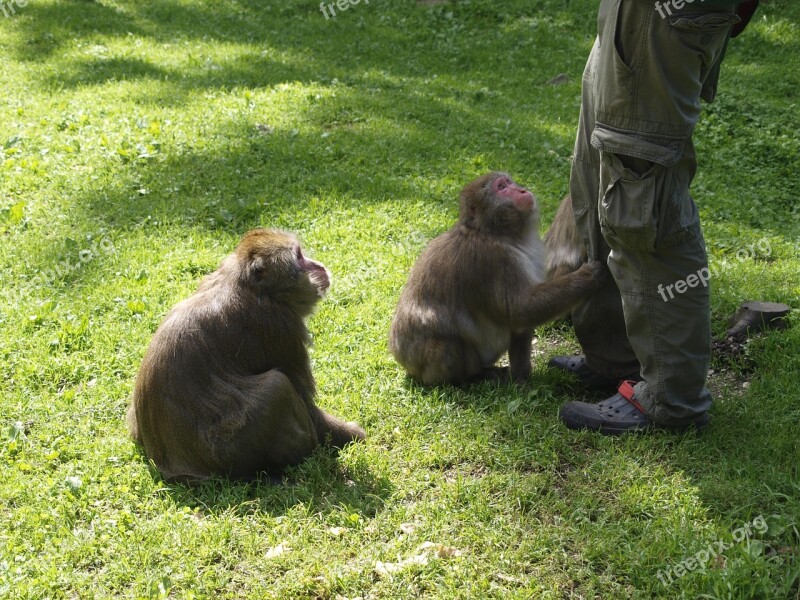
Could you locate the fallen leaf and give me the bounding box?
[399,522,416,535]
[433,545,462,558]
[494,573,524,584]
[418,541,462,558]
[265,542,289,559]
[374,554,429,578]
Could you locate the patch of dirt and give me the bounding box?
[711,335,756,375]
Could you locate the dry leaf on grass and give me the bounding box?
[265,542,289,559]
[374,541,463,578]
[398,522,416,535]
[374,554,429,577]
[418,541,463,558]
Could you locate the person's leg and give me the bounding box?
[560,0,739,430]
[562,24,640,383]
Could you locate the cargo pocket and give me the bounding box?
[611,0,639,76]
[598,153,662,253]
[669,12,740,35]
[592,125,684,167]
[669,12,740,103]
[592,125,684,254]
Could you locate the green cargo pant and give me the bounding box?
[569,0,740,425]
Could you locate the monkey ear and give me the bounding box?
[247,255,268,284]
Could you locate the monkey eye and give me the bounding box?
[497,180,507,190]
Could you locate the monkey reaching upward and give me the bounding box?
[389,172,606,386]
[128,228,365,482]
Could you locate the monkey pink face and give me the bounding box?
[296,246,330,297]
[493,174,534,211]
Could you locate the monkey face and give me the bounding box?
[294,246,331,298]
[492,173,535,212]
[457,172,539,236]
[236,229,330,314]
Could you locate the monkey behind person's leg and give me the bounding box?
[544,195,587,281]
[544,195,640,390]
[390,172,606,386]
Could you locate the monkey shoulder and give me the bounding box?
[510,236,548,284]
[153,287,299,366]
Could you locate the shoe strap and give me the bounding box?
[618,380,645,414]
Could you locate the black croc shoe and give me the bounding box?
[559,381,709,435]
[548,355,640,392]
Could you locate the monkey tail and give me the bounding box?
[544,195,587,280]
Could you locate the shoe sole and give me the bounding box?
[559,405,710,435]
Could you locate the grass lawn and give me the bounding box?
[1,0,799,597]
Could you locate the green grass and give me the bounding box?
[1,0,799,597]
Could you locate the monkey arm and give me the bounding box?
[504,263,605,330]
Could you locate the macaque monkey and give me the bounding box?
[128,228,365,482]
[544,195,587,280]
[389,172,606,386]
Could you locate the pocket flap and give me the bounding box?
[591,125,685,167]
[670,12,741,32]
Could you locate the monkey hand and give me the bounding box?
[578,260,608,288]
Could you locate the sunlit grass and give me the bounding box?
[1,0,798,597]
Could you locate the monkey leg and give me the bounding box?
[310,407,366,450]
[214,370,321,477]
[508,331,533,383]
[468,366,511,384]
[410,336,488,386]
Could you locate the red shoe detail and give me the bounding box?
[618,380,644,414]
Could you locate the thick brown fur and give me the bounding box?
[389,173,605,386]
[128,228,365,482]
[543,195,587,280]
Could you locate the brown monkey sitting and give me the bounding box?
[128,228,365,482]
[389,172,606,386]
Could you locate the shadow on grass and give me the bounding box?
[6,0,796,274]
[11,0,595,78]
[6,0,795,297]
[4,0,798,584]
[136,446,393,519]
